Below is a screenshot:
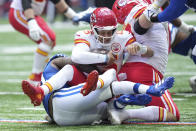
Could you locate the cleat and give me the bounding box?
[108,109,122,125]
[147,77,175,96]
[115,94,152,106]
[80,70,99,96]
[189,75,196,93]
[28,73,42,86]
[72,7,95,24]
[22,80,44,106]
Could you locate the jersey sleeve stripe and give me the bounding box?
[125,37,136,47]
[74,39,90,47]
[133,7,146,19]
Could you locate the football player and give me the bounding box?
[9,0,78,86]
[23,53,174,126]
[112,0,180,122]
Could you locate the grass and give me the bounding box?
[0,18,196,130]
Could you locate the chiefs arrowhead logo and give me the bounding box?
[111,43,121,54]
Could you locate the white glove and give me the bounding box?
[143,4,160,22]
[27,19,43,41]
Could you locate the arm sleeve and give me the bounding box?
[157,0,188,22]
[71,43,107,64]
[22,0,32,10]
[50,0,61,4]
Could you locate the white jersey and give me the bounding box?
[123,4,169,75]
[11,0,46,15]
[72,30,136,72]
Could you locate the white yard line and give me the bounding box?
[0,44,73,54]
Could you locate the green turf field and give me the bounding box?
[0,19,196,130]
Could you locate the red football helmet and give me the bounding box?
[112,0,140,24]
[90,7,118,47]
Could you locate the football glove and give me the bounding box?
[27,19,43,41]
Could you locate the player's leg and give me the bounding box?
[108,105,178,124]
[9,9,54,85]
[118,63,180,122]
[81,69,174,97]
[22,56,86,106]
[29,16,56,85]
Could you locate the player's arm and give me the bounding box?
[51,0,76,19]
[22,0,43,41]
[71,43,108,64]
[156,0,188,22]
[133,0,170,35]
[22,0,34,20]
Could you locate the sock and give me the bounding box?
[117,106,167,122]
[96,69,116,89]
[111,81,150,95]
[32,42,52,74]
[41,64,74,95]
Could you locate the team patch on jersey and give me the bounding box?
[111,43,121,54]
[74,39,90,47]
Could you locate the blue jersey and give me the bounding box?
[157,0,196,22]
[42,54,70,118]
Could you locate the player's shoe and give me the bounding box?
[28,72,42,86]
[72,7,95,24]
[114,94,152,107]
[81,69,117,96]
[147,77,175,96]
[80,70,99,96]
[22,80,44,106]
[189,75,196,93]
[108,109,122,125]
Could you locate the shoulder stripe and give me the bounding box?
[74,39,90,47]
[125,37,136,47]
[133,7,146,19]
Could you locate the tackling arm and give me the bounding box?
[71,44,108,64]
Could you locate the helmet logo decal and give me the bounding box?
[111,43,121,54]
[118,0,127,7]
[90,13,97,24]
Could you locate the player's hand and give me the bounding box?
[106,51,116,65]
[126,43,140,55]
[27,19,43,41]
[143,4,160,22]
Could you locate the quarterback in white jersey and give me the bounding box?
[9,0,77,86]
[113,0,180,122]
